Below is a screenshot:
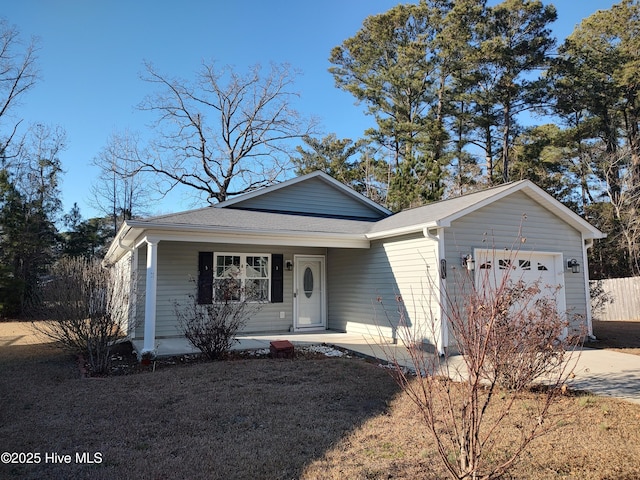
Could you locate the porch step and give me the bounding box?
[270,340,295,359]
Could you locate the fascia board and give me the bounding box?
[117,221,370,249]
[366,221,441,240]
[519,183,607,239]
[147,230,370,248]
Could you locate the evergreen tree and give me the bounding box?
[0,168,58,316]
[329,0,452,209]
[468,0,557,184]
[291,134,389,203]
[60,203,112,259]
[548,0,640,277]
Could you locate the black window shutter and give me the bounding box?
[271,254,284,303]
[198,252,214,304]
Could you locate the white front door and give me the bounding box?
[294,255,326,330]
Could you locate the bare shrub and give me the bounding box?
[377,250,583,480]
[30,256,134,375]
[468,280,573,391]
[174,280,262,360]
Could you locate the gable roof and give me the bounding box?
[122,206,374,236]
[216,170,392,219]
[367,180,606,240]
[103,176,605,264]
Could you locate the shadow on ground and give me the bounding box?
[0,337,401,480]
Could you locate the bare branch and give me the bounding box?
[373,240,582,480]
[0,19,39,156]
[138,61,319,204]
[90,129,156,234]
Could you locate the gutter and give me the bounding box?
[102,225,134,267]
[366,221,441,240]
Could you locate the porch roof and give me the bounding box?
[104,208,377,264]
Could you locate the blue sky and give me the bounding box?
[4,0,618,220]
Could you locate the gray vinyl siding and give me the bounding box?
[328,233,441,345]
[134,241,325,338]
[443,190,587,340]
[230,177,385,219]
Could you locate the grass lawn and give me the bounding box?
[1,321,640,479]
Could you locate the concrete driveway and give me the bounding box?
[566,347,640,405]
[329,337,640,405]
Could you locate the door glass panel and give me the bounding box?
[303,267,313,298]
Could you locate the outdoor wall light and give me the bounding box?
[462,254,475,272]
[285,260,293,271]
[440,259,447,279]
[567,258,580,273]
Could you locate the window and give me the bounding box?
[498,259,512,270]
[213,253,270,302]
[518,260,531,270]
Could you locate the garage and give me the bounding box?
[473,249,567,314]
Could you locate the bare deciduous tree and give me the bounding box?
[31,256,135,375]
[138,61,319,204]
[600,148,640,276]
[90,129,154,235]
[0,18,39,161]
[376,248,582,480]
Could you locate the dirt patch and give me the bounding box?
[0,320,50,347]
[591,320,640,355]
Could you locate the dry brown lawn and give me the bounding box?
[1,321,640,479]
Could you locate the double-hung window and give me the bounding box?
[213,253,270,302]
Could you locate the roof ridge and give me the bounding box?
[386,180,523,216]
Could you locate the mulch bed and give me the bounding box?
[100,341,356,377]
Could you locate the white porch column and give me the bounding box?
[142,238,159,355]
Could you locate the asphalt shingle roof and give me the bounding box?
[105,179,604,265]
[133,205,377,235]
[132,181,533,236]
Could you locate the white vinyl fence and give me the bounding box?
[591,277,640,321]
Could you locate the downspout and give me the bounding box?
[424,227,447,355]
[583,237,596,340]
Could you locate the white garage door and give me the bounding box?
[473,249,566,314]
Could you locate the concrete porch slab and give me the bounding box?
[131,331,390,358]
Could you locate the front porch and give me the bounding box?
[131,331,412,364]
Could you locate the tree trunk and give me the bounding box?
[502,102,511,184]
